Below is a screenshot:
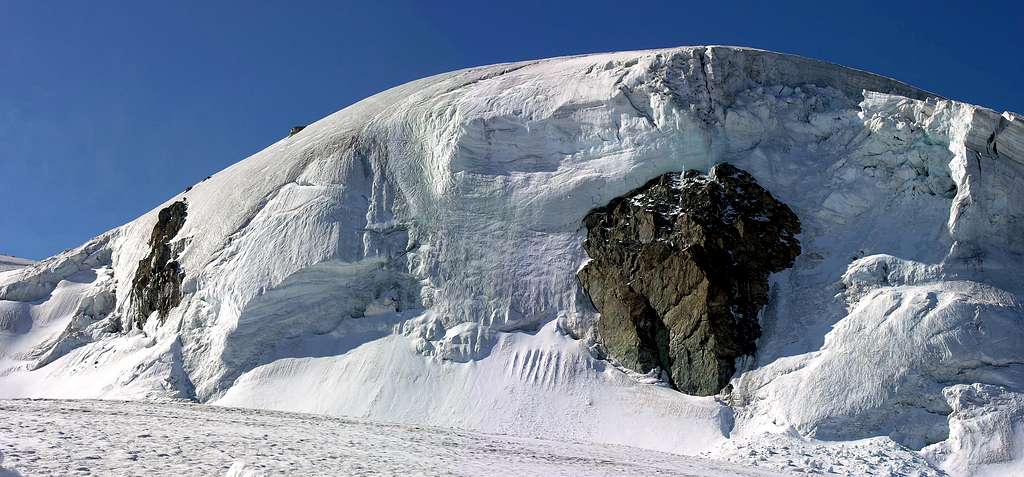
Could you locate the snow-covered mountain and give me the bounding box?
[0,255,34,273]
[1,46,1022,476]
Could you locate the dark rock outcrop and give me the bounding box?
[289,125,306,137]
[130,200,187,330]
[577,163,800,396]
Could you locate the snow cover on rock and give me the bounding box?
[1,46,1022,475]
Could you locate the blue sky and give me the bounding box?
[2,1,1021,259]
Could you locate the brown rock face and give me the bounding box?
[130,200,187,330]
[577,163,800,396]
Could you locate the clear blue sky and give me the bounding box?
[2,1,1021,259]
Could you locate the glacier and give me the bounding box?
[1,45,1022,475]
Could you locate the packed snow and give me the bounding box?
[1,46,1022,476]
[0,399,780,476]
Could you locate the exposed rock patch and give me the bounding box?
[130,200,188,330]
[577,163,800,396]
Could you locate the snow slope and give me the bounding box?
[0,399,780,476]
[1,46,1022,475]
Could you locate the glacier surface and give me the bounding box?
[1,46,1022,475]
[0,399,780,476]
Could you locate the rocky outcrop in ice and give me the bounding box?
[129,200,188,330]
[578,163,800,396]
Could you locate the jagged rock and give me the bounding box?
[289,125,306,137]
[578,163,801,396]
[130,200,187,329]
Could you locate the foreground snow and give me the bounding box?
[0,399,780,477]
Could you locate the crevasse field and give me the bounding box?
[1,46,1022,476]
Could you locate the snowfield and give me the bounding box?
[1,45,1023,476]
[0,399,781,477]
